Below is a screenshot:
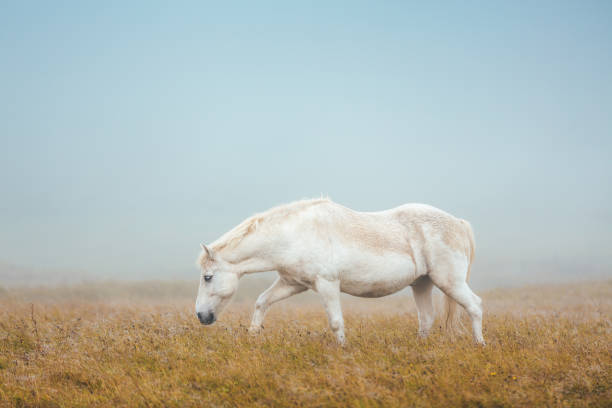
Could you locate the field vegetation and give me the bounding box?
[0,280,610,407]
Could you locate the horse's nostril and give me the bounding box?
[197,311,215,325]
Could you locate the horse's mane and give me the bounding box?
[210,197,330,252]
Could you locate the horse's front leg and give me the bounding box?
[315,278,346,345]
[249,277,306,333]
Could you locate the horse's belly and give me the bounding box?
[338,254,417,298]
[340,280,409,297]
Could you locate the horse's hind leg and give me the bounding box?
[411,276,435,338]
[249,277,306,333]
[429,259,485,345]
[446,281,484,344]
[315,277,346,345]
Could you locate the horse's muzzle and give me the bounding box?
[197,311,216,325]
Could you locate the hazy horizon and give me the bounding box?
[1,1,611,288]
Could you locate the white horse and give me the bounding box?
[195,198,484,345]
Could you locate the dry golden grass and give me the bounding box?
[0,280,610,407]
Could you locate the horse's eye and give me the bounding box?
[204,275,213,282]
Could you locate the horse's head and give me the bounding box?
[195,244,239,325]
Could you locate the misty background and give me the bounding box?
[1,1,611,290]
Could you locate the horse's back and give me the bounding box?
[303,200,471,258]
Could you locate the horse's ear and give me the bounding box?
[200,243,215,259]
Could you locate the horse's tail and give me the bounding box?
[443,219,475,331]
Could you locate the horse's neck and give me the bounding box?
[217,242,276,277]
[233,256,275,277]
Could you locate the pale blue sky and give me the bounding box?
[1,1,611,286]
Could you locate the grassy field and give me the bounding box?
[0,280,610,407]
